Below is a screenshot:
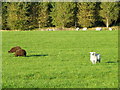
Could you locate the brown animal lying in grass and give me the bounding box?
[15,49,26,57]
[8,46,21,53]
[8,46,26,57]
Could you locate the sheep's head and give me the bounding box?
[90,52,96,55]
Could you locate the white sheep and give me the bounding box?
[82,27,87,31]
[109,28,112,31]
[48,29,53,31]
[90,52,101,64]
[96,27,102,31]
[76,27,80,31]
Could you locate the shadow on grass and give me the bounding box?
[26,54,48,57]
[105,61,117,63]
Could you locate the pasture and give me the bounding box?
[2,30,118,88]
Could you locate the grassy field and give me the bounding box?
[2,30,118,88]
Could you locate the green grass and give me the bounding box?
[2,30,118,88]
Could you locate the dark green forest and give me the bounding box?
[2,2,120,30]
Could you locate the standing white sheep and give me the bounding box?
[109,28,112,31]
[76,27,80,31]
[90,52,101,64]
[82,27,87,31]
[96,27,102,31]
[48,29,53,31]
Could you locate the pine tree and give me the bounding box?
[7,2,19,30]
[16,2,29,30]
[116,2,120,26]
[100,2,119,27]
[94,2,102,27]
[37,2,49,28]
[7,2,29,30]
[25,2,36,29]
[51,2,75,28]
[2,2,9,30]
[77,2,96,28]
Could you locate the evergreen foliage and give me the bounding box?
[7,2,29,30]
[100,2,119,27]
[7,2,18,30]
[1,2,120,30]
[2,2,8,30]
[50,2,75,28]
[77,2,96,28]
[16,2,29,30]
[37,2,49,28]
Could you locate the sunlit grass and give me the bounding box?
[2,30,118,88]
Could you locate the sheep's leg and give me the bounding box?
[98,59,100,63]
[91,60,94,64]
[93,60,96,64]
[97,59,100,63]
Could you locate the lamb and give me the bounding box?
[48,29,53,31]
[109,28,112,31]
[82,27,87,31]
[90,52,101,64]
[76,27,80,31]
[96,27,102,31]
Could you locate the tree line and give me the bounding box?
[2,2,120,30]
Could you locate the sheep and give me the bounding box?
[109,28,112,31]
[90,52,101,64]
[82,27,87,31]
[48,29,53,31]
[96,27,102,31]
[75,27,80,31]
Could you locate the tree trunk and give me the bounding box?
[106,18,109,28]
[38,21,40,30]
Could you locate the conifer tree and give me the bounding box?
[17,2,29,30]
[37,2,49,28]
[100,2,119,27]
[7,2,19,30]
[77,2,96,27]
[26,2,37,29]
[2,2,9,30]
[7,2,29,30]
[51,2,75,28]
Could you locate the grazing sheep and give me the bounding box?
[90,52,101,64]
[48,29,53,31]
[96,27,102,31]
[109,28,112,31]
[8,46,21,53]
[15,49,26,57]
[82,27,87,31]
[76,27,80,31]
